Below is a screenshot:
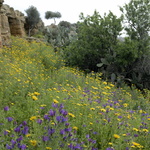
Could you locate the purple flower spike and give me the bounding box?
[74,144,81,149]
[16,136,23,142]
[6,117,14,122]
[44,114,50,121]
[65,127,71,132]
[49,109,56,117]
[106,148,115,150]
[56,116,62,122]
[65,123,70,126]
[20,144,27,150]
[59,104,64,109]
[14,126,21,133]
[22,121,27,126]
[37,119,43,124]
[17,143,27,150]
[4,130,9,135]
[60,129,65,135]
[42,136,49,141]
[52,103,58,108]
[6,144,12,149]
[48,128,55,135]
[22,126,29,135]
[11,139,16,146]
[4,106,9,111]
[60,109,68,116]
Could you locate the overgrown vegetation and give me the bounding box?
[0,37,150,150]
[63,0,150,90]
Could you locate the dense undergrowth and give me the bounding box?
[0,37,150,150]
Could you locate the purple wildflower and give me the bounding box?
[56,116,62,122]
[60,129,65,135]
[60,109,68,116]
[59,104,64,109]
[14,126,21,133]
[22,126,29,135]
[37,119,43,124]
[22,121,27,126]
[42,136,49,141]
[6,117,14,122]
[49,109,56,117]
[17,143,27,150]
[44,114,50,121]
[6,144,12,149]
[106,148,115,150]
[11,139,16,145]
[16,136,23,142]
[20,144,27,150]
[4,130,9,135]
[65,127,71,132]
[65,123,70,126]
[48,128,55,135]
[134,134,138,137]
[4,106,9,111]
[52,103,58,108]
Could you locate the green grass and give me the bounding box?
[0,36,150,150]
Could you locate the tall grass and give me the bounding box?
[0,37,150,150]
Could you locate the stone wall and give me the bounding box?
[0,4,26,47]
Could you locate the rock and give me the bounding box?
[0,4,26,47]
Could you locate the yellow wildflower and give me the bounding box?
[132,142,141,147]
[26,134,31,137]
[73,126,78,130]
[91,86,98,90]
[68,113,75,118]
[32,95,38,101]
[34,92,40,95]
[6,130,10,133]
[133,128,139,132]
[123,103,128,107]
[46,147,52,150]
[53,99,59,103]
[40,104,46,107]
[90,108,95,110]
[104,86,111,89]
[100,108,106,112]
[142,129,149,132]
[30,116,37,121]
[113,134,120,139]
[30,140,37,146]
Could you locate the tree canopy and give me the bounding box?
[25,6,41,36]
[45,11,61,24]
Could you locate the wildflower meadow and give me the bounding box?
[0,37,150,150]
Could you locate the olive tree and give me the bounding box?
[25,6,41,36]
[45,11,61,24]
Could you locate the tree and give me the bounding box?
[63,10,123,72]
[25,6,41,36]
[45,11,61,24]
[120,0,150,56]
[119,0,150,89]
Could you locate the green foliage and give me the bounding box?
[45,11,61,24]
[118,0,150,89]
[44,22,77,48]
[25,6,41,36]
[64,10,123,72]
[120,0,150,56]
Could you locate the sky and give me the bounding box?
[4,0,130,26]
